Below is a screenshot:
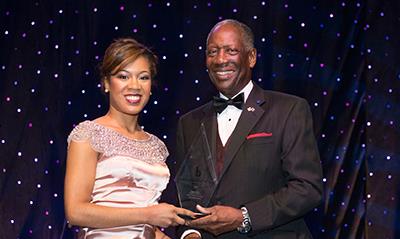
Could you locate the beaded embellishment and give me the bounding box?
[67,121,169,164]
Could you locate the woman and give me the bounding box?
[64,38,195,239]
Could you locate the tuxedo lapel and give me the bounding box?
[219,84,266,179]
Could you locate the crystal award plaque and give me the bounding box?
[175,123,217,212]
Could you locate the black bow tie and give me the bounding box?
[213,93,244,113]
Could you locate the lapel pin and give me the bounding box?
[247,107,255,112]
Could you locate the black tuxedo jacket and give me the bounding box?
[176,83,323,239]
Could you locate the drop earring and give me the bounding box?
[105,88,109,93]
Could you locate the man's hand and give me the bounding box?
[183,232,201,239]
[185,205,242,236]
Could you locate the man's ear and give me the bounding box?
[248,48,257,68]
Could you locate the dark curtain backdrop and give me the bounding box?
[0,1,399,239]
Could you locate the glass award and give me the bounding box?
[175,123,217,212]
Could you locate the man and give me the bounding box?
[176,19,323,239]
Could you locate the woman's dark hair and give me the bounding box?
[99,38,158,91]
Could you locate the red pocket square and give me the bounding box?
[246,132,273,139]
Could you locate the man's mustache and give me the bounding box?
[210,62,236,70]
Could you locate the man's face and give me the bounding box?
[206,23,256,98]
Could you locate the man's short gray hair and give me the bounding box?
[206,19,255,51]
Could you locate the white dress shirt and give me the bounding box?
[217,81,253,146]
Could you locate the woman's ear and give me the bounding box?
[103,77,110,93]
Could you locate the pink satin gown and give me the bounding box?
[67,121,170,239]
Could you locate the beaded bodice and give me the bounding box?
[67,120,168,164]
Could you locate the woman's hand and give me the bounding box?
[146,203,196,228]
[155,227,171,239]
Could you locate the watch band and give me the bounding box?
[237,206,252,234]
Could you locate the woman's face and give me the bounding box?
[105,56,152,117]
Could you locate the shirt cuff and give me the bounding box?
[181,229,201,239]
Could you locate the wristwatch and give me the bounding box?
[237,206,252,234]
